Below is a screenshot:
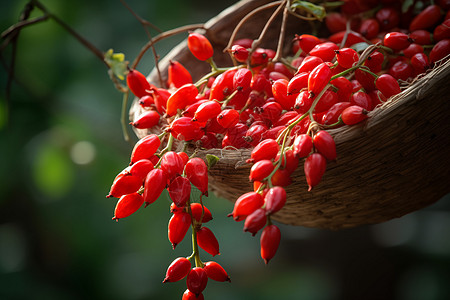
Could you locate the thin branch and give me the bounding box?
[31,0,108,67]
[1,15,49,41]
[251,0,287,53]
[224,0,283,52]
[131,23,205,70]
[119,0,163,33]
[272,1,290,62]
[119,0,164,87]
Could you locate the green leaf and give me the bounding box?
[350,42,370,53]
[291,1,326,21]
[104,49,128,80]
[205,154,219,170]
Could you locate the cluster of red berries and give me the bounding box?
[108,1,449,298]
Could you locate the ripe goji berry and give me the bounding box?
[341,105,369,125]
[249,139,280,163]
[197,226,220,256]
[264,186,287,215]
[304,153,327,191]
[375,74,401,99]
[168,60,193,88]
[230,192,264,221]
[143,168,168,206]
[204,261,230,282]
[163,257,191,283]
[186,267,208,296]
[308,63,332,98]
[126,68,152,98]
[260,224,281,264]
[130,134,161,164]
[130,110,160,129]
[243,208,267,236]
[184,158,208,196]
[190,203,213,223]
[168,211,191,249]
[249,159,274,182]
[168,176,191,208]
[112,192,144,221]
[187,32,214,61]
[166,84,199,116]
[293,134,313,158]
[313,130,337,161]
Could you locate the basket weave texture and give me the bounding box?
[130,0,450,229]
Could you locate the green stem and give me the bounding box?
[120,92,132,145]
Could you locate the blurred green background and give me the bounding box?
[1,1,450,299]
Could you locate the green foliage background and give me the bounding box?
[1,1,450,299]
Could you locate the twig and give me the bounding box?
[31,0,108,67]
[224,0,283,53]
[131,23,205,69]
[251,0,287,53]
[272,1,290,62]
[1,15,49,42]
[119,0,164,87]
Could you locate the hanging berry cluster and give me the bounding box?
[108,0,450,298]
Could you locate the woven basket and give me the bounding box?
[130,0,450,229]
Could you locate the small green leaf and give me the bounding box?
[205,154,219,170]
[104,49,128,80]
[291,1,326,21]
[351,42,370,53]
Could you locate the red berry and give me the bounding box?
[359,18,380,39]
[243,208,267,236]
[197,226,220,256]
[230,44,249,62]
[184,158,209,196]
[182,289,204,300]
[166,83,199,117]
[160,151,184,180]
[292,134,313,158]
[272,79,296,110]
[376,7,400,30]
[169,117,204,141]
[322,102,352,126]
[260,224,281,264]
[126,69,152,98]
[309,42,339,62]
[127,159,154,181]
[308,63,332,98]
[168,176,191,208]
[287,72,309,95]
[230,192,264,221]
[143,169,168,206]
[383,32,412,51]
[249,139,280,163]
[130,134,161,164]
[168,211,191,249]
[112,192,144,221]
[313,130,336,161]
[375,74,401,99]
[107,169,143,198]
[341,105,369,125]
[163,257,191,283]
[204,261,230,282]
[304,153,327,191]
[168,60,193,88]
[297,55,323,73]
[264,186,286,215]
[295,34,321,54]
[190,203,213,223]
[409,4,442,32]
[217,109,240,128]
[249,159,274,182]
[130,110,160,129]
[351,91,372,111]
[335,48,359,69]
[429,39,450,63]
[187,33,214,61]
[193,100,222,122]
[186,267,208,296]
